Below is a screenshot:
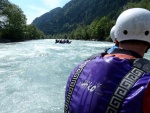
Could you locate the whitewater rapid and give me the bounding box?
[0,39,149,113]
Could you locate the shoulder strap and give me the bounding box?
[133,58,150,73]
[64,60,91,113]
[106,58,150,113]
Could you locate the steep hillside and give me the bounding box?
[32,0,142,36]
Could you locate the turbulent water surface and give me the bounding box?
[0,39,150,113]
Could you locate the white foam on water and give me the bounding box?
[0,39,149,113]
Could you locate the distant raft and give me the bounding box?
[55,39,72,44]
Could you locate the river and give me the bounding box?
[0,39,149,113]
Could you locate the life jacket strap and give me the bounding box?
[106,58,150,113]
[64,60,91,113]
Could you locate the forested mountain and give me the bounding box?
[33,0,130,35]
[1,0,150,42]
[32,0,149,40]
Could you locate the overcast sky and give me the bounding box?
[9,0,71,24]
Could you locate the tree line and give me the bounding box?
[46,0,150,41]
[0,0,45,42]
[47,16,114,41]
[1,0,150,42]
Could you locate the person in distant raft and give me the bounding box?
[107,25,119,53]
[64,8,150,113]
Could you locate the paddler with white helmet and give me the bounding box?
[64,8,150,113]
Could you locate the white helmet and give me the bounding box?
[110,25,115,42]
[115,8,150,43]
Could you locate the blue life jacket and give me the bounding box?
[107,45,118,54]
